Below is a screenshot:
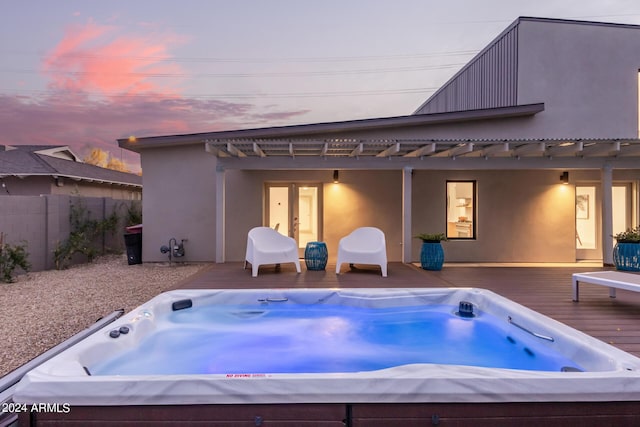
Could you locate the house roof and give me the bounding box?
[0,145,142,187]
[2,145,82,162]
[118,102,640,170]
[116,16,640,170]
[414,17,640,115]
[118,104,544,153]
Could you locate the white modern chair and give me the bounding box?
[244,226,301,277]
[335,227,388,277]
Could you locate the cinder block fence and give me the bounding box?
[0,195,137,272]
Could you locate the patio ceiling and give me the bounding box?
[205,138,640,170]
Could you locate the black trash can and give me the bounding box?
[124,233,142,265]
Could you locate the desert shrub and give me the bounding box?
[0,234,31,283]
[54,199,120,269]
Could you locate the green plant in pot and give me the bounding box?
[612,226,640,271]
[415,233,447,270]
[613,226,640,243]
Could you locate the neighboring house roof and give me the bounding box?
[3,145,82,162]
[0,145,142,187]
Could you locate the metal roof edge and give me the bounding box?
[119,103,544,152]
[517,16,640,30]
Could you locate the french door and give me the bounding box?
[265,183,322,257]
[576,183,632,260]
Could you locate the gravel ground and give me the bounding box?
[0,254,207,377]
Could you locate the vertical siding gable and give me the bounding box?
[415,23,519,114]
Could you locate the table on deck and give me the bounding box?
[572,271,640,302]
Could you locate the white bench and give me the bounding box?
[572,271,640,302]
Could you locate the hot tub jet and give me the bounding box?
[456,301,475,318]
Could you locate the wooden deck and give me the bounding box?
[23,262,640,426]
[173,261,640,358]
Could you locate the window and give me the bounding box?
[446,181,476,239]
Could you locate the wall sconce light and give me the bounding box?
[560,171,569,185]
[333,170,339,183]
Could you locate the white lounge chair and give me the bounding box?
[244,226,301,277]
[336,227,388,277]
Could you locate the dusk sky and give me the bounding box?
[2,1,640,172]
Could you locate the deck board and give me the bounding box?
[171,262,640,358]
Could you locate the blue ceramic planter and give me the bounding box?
[420,241,444,271]
[304,241,328,271]
[613,242,640,271]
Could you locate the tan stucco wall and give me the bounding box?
[137,150,639,265]
[324,170,402,262]
[224,169,402,262]
[140,145,216,262]
[412,170,576,263]
[224,168,583,264]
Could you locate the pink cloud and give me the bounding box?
[42,20,184,97]
[0,20,311,173]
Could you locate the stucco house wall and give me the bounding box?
[516,19,640,138]
[412,170,576,263]
[223,169,402,262]
[0,176,51,196]
[140,145,217,262]
[323,170,402,262]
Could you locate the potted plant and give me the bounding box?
[613,226,640,243]
[415,233,447,271]
[613,226,640,271]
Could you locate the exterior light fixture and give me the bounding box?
[333,170,339,183]
[560,171,569,184]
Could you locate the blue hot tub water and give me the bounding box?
[90,303,583,376]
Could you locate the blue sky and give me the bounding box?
[1,0,640,171]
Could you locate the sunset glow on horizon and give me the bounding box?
[2,1,640,173]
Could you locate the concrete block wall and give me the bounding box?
[0,195,137,272]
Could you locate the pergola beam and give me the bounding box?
[581,141,621,157]
[545,141,584,157]
[202,138,640,160]
[512,142,546,156]
[404,143,436,157]
[226,143,247,158]
[617,143,640,156]
[253,142,266,157]
[432,143,474,158]
[376,142,400,158]
[478,142,511,157]
[349,143,364,157]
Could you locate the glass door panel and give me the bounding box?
[612,184,631,245]
[266,183,322,257]
[297,185,319,250]
[267,186,290,237]
[576,185,599,259]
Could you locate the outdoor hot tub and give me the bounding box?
[14,288,640,425]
